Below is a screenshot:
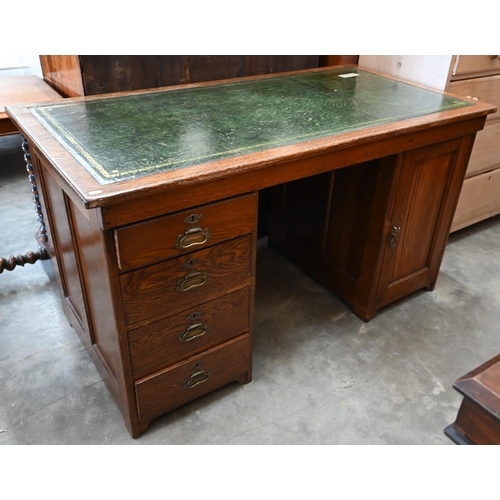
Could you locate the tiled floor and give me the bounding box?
[1,133,500,445]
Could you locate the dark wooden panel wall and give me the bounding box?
[40,55,359,97]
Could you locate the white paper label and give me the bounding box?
[338,73,359,78]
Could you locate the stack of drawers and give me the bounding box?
[448,56,500,231]
[114,193,257,426]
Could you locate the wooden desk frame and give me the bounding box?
[7,67,496,438]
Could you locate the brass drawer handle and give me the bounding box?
[175,227,211,249]
[184,370,211,389]
[179,322,209,342]
[388,225,401,248]
[176,271,207,292]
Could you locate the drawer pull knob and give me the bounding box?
[388,225,401,248]
[184,370,211,389]
[175,227,211,249]
[179,322,209,342]
[176,271,207,292]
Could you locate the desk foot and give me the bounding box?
[353,305,378,322]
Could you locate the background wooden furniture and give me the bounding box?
[0,76,62,273]
[7,67,494,438]
[358,55,500,232]
[0,75,61,135]
[39,55,359,97]
[445,353,500,444]
[39,55,323,97]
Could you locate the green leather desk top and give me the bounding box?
[29,67,471,185]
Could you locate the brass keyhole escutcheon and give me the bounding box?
[183,213,204,224]
[388,225,401,248]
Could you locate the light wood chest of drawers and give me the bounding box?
[448,56,500,230]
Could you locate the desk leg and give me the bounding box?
[0,137,49,273]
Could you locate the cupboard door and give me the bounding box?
[373,136,475,311]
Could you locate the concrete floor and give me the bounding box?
[1,132,499,445]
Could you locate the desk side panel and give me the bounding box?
[33,154,90,336]
[70,202,140,435]
[32,147,140,435]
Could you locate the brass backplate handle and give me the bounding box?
[184,370,211,389]
[175,227,211,249]
[388,225,401,248]
[176,271,208,292]
[179,322,209,342]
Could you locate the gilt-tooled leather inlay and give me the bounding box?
[29,68,471,185]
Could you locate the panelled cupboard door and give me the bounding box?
[372,136,475,312]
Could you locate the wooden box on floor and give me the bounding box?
[445,354,500,445]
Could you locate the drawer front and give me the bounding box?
[448,75,500,121]
[128,288,250,375]
[453,55,500,79]
[121,235,251,327]
[115,193,257,271]
[451,167,500,231]
[135,333,251,423]
[466,120,500,177]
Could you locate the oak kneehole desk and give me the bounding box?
[7,67,496,438]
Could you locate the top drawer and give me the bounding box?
[114,193,257,271]
[452,55,500,79]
